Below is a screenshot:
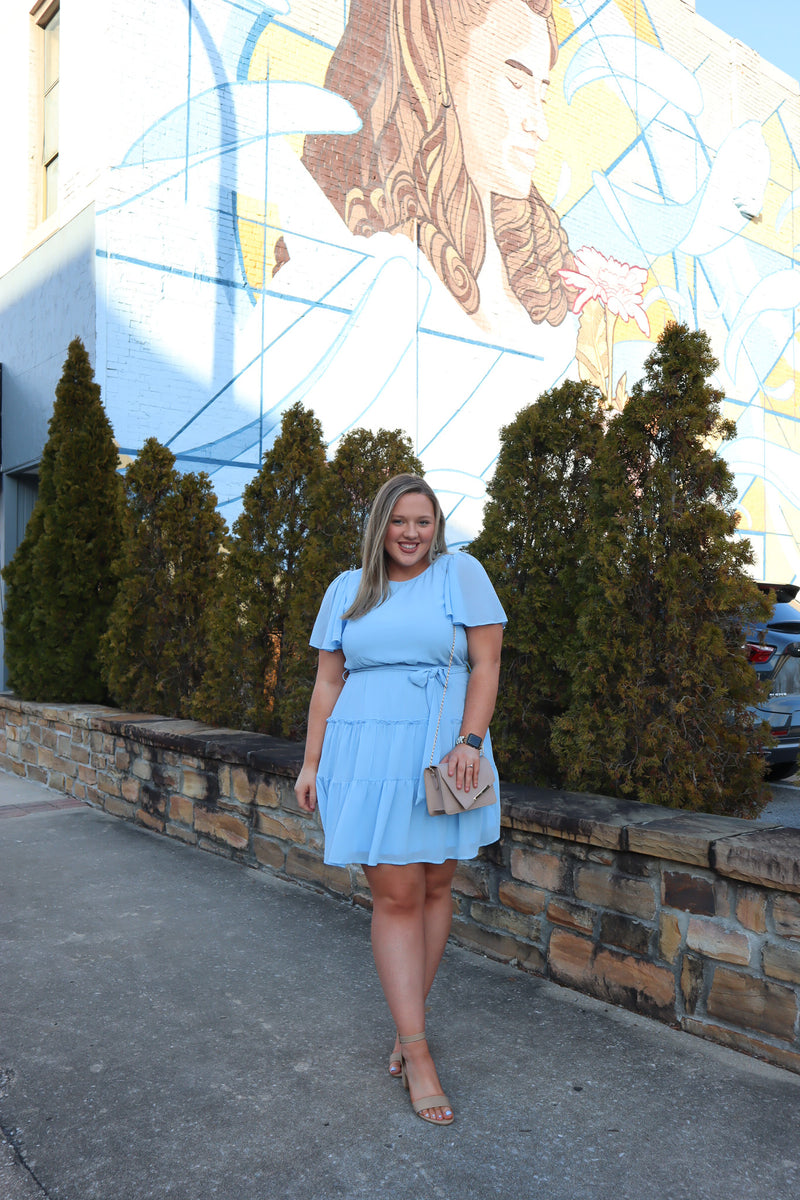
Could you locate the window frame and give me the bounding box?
[31,0,60,224]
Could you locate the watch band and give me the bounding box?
[455,733,483,751]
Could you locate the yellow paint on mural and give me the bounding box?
[552,0,574,43]
[229,0,799,578]
[765,541,794,583]
[764,514,800,582]
[643,303,670,345]
[539,40,641,216]
[734,118,799,261]
[781,507,800,566]
[237,200,284,290]
[554,0,659,48]
[638,253,685,333]
[645,254,677,296]
[242,22,336,289]
[737,464,800,581]
[766,408,800,453]
[248,22,334,160]
[737,475,766,533]
[766,112,800,200]
[762,358,800,421]
[614,0,660,48]
[248,22,333,85]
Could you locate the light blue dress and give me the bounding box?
[310,552,507,867]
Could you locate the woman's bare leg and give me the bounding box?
[388,860,456,1072]
[421,860,458,989]
[365,860,456,1121]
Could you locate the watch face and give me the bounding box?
[466,733,482,749]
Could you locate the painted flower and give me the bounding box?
[559,246,650,336]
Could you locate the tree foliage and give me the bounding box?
[550,323,771,815]
[470,381,605,783]
[100,438,226,717]
[276,427,424,738]
[4,330,770,819]
[193,403,327,732]
[2,338,122,702]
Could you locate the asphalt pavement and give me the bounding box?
[759,772,800,827]
[2,770,800,1200]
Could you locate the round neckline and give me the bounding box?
[388,566,430,585]
[387,554,446,585]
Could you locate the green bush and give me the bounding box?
[470,381,605,783]
[2,338,122,702]
[276,427,424,738]
[100,438,226,717]
[193,403,327,732]
[551,323,771,816]
[4,332,768,820]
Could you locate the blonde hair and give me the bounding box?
[301,0,574,324]
[343,474,447,619]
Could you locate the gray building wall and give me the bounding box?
[0,202,97,683]
[0,203,96,473]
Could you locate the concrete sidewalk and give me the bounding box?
[760,776,800,828]
[2,772,800,1200]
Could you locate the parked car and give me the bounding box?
[745,583,800,779]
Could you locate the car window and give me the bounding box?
[771,657,800,697]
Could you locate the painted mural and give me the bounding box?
[97,0,800,575]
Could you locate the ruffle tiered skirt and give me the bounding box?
[316,664,501,867]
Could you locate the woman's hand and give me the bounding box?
[440,744,481,792]
[294,648,346,815]
[295,765,319,813]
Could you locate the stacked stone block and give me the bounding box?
[2,695,799,1077]
[450,788,800,1073]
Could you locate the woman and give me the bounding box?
[301,0,575,343]
[295,474,505,1126]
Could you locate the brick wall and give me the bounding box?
[2,694,800,1075]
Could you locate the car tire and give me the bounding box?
[767,761,799,782]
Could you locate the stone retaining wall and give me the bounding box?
[3,694,800,1075]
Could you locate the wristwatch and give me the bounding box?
[455,733,483,751]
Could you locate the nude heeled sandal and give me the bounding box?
[399,1033,454,1126]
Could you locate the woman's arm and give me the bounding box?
[294,648,346,812]
[442,623,504,792]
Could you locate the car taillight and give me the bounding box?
[746,642,776,664]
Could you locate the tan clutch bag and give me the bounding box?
[423,627,497,817]
[424,755,497,815]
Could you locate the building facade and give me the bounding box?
[1,0,799,674]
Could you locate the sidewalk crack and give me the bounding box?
[0,1121,53,1198]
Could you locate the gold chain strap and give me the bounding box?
[428,626,456,768]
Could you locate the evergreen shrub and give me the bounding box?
[100,438,226,717]
[470,381,605,783]
[193,403,326,732]
[550,323,771,815]
[276,428,423,738]
[2,338,122,702]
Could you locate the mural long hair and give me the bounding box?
[302,0,574,325]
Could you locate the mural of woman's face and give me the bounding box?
[444,0,551,205]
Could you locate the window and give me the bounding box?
[14,475,40,547]
[42,8,59,218]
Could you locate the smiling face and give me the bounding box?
[383,492,437,580]
[443,0,551,208]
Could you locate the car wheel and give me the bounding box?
[767,761,799,782]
